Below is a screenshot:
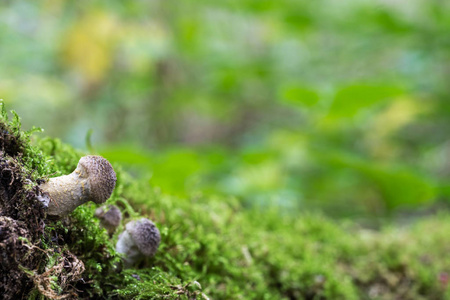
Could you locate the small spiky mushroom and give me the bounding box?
[39,155,116,217]
[94,205,122,235]
[116,218,161,267]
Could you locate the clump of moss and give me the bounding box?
[0,103,119,299]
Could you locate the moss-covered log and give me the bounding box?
[1,104,450,299]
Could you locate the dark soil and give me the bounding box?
[0,122,48,299]
[1,121,87,300]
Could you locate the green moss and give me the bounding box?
[119,180,450,299]
[1,104,449,299]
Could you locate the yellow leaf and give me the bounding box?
[61,11,117,84]
[367,97,429,158]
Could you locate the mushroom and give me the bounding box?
[39,155,116,217]
[94,205,122,235]
[116,218,161,267]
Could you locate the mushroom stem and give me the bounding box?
[116,229,141,267]
[40,156,116,217]
[41,170,88,216]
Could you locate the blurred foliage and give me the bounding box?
[2,0,450,217]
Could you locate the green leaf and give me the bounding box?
[329,84,404,118]
[324,152,436,210]
[151,149,202,195]
[361,166,435,210]
[279,84,319,107]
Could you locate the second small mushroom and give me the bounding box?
[94,205,122,235]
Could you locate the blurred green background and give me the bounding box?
[2,0,450,220]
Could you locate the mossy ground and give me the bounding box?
[1,104,450,299]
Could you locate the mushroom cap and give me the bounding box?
[78,156,116,204]
[126,218,161,257]
[95,205,122,227]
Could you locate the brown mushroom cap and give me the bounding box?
[126,218,161,257]
[79,156,116,204]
